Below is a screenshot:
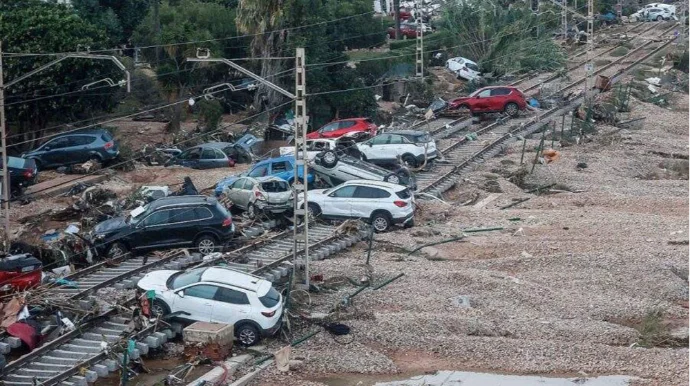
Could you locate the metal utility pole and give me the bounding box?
[0,47,130,250]
[394,0,401,40]
[153,0,161,65]
[616,0,623,20]
[415,0,424,78]
[562,0,568,39]
[0,42,10,250]
[585,0,594,103]
[293,48,309,289]
[187,50,311,288]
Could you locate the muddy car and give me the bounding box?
[310,150,416,190]
[222,176,293,219]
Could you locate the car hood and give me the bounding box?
[94,216,129,234]
[137,270,178,292]
[452,96,471,102]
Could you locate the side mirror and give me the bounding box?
[176,290,185,298]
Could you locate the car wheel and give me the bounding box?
[402,154,418,168]
[247,203,257,219]
[320,150,338,168]
[107,242,128,259]
[657,15,663,21]
[306,203,321,221]
[457,105,471,115]
[195,235,218,255]
[30,158,42,170]
[236,324,260,346]
[371,211,391,232]
[150,299,170,318]
[384,173,401,185]
[504,102,519,117]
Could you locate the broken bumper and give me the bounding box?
[392,212,414,226]
[255,202,292,214]
[416,151,438,163]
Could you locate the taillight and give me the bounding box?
[255,191,266,200]
[222,218,232,227]
[261,310,276,317]
[104,141,114,150]
[393,200,408,207]
[22,170,33,178]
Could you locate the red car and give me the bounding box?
[307,118,378,140]
[448,86,527,117]
[387,24,418,39]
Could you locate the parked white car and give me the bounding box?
[357,130,437,168]
[299,180,415,232]
[644,3,675,15]
[646,7,672,21]
[223,176,292,218]
[445,57,481,81]
[137,266,283,346]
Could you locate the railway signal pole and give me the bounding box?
[415,0,423,78]
[187,50,311,289]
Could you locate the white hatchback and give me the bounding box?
[298,179,415,232]
[137,266,283,346]
[445,56,481,81]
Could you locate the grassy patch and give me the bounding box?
[637,310,668,348]
[346,50,392,61]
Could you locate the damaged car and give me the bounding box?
[357,131,437,168]
[310,150,416,190]
[214,156,315,196]
[306,118,377,141]
[137,266,283,346]
[90,195,235,258]
[298,179,415,232]
[223,176,293,219]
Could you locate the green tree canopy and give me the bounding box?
[1,0,124,151]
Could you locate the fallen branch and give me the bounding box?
[500,198,530,210]
[407,235,465,255]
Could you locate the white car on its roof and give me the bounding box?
[137,266,283,346]
[298,179,415,232]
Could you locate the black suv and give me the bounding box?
[90,196,235,258]
[21,129,119,169]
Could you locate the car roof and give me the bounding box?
[148,195,217,210]
[329,118,367,123]
[340,179,407,190]
[257,155,294,164]
[198,142,233,149]
[53,128,109,137]
[254,176,288,183]
[201,267,269,293]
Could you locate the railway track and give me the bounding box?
[0,222,365,386]
[416,23,679,198]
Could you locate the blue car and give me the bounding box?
[214,156,315,196]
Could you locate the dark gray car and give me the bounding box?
[166,143,235,169]
[21,129,119,169]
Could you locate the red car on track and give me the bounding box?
[448,86,527,117]
[307,118,378,140]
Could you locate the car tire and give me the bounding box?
[504,102,519,117]
[320,150,338,168]
[402,154,418,168]
[30,158,42,170]
[107,242,129,259]
[247,203,257,219]
[657,15,663,21]
[370,211,392,232]
[195,235,219,255]
[306,203,321,221]
[150,299,170,318]
[457,105,471,115]
[236,323,261,346]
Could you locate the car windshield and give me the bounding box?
[259,286,281,308]
[469,88,485,97]
[261,180,289,192]
[6,157,26,169]
[466,63,480,72]
[169,268,208,289]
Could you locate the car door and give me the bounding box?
[39,137,71,166]
[322,185,356,218]
[360,135,389,162]
[473,89,493,112]
[226,178,246,208]
[172,284,219,322]
[211,286,252,326]
[239,179,256,208]
[247,163,270,178]
[177,147,202,168]
[135,209,174,249]
[387,135,408,161]
[333,120,357,138]
[166,208,200,247]
[70,135,96,163]
[317,122,340,138]
[489,88,510,112]
[351,186,389,219]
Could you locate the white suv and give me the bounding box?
[137,266,283,346]
[357,130,438,168]
[298,180,415,232]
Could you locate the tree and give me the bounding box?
[1,0,123,151]
[72,0,150,46]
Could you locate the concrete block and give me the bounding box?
[145,335,161,348]
[103,359,118,372]
[92,364,109,377]
[4,337,21,348]
[0,342,10,354]
[68,376,87,386]
[114,283,126,290]
[171,323,184,335]
[162,329,174,339]
[129,348,140,360]
[183,322,234,345]
[153,331,168,344]
[78,299,94,310]
[83,370,98,383]
[121,279,136,289]
[135,342,149,356]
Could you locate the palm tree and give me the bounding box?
[236,0,288,112]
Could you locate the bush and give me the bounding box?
[610,46,629,57]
